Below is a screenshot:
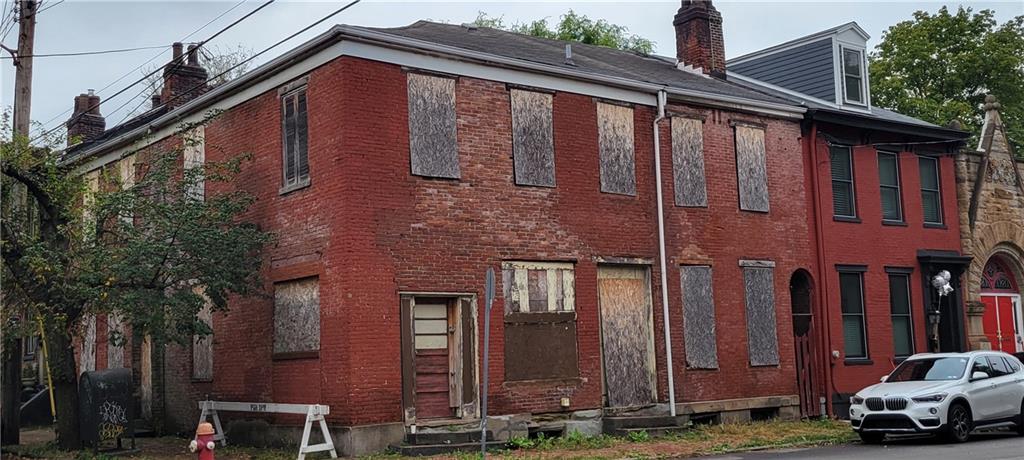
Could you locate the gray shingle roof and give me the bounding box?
[365,21,791,106]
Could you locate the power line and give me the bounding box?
[0,44,168,59]
[35,0,63,15]
[32,0,275,143]
[145,0,363,122]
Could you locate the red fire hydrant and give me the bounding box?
[189,422,216,460]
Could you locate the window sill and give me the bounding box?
[923,222,947,229]
[191,378,214,384]
[882,220,907,227]
[844,358,874,366]
[833,215,861,223]
[739,208,770,214]
[502,377,583,387]
[272,350,320,361]
[279,178,311,196]
[893,356,911,364]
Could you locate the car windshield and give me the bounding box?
[887,357,968,382]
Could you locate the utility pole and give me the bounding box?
[2,0,38,446]
[13,0,37,135]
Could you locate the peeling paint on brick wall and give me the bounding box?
[597,102,636,195]
[407,73,459,178]
[743,266,779,366]
[681,265,717,369]
[510,89,555,187]
[107,314,124,368]
[735,125,769,212]
[81,314,96,372]
[273,277,321,354]
[672,117,707,207]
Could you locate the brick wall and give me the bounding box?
[146,54,813,429]
[810,127,963,397]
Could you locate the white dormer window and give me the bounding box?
[842,47,866,105]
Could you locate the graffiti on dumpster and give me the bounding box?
[98,400,128,440]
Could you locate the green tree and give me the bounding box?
[869,6,1024,151]
[1,112,271,448]
[473,11,655,54]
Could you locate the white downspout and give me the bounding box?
[652,89,677,417]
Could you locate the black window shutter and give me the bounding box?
[296,92,309,180]
[283,94,297,185]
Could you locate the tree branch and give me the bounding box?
[1,164,59,225]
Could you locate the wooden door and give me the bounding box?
[413,301,455,420]
[598,266,655,408]
[982,295,1022,353]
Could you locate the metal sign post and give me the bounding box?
[480,267,495,458]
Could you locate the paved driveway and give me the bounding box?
[703,432,1024,460]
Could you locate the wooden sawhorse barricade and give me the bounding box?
[197,401,337,460]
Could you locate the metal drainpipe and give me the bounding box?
[808,122,835,417]
[652,89,677,417]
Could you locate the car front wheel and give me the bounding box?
[944,403,972,443]
[1017,399,1024,436]
[858,432,884,444]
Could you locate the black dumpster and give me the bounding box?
[79,368,135,449]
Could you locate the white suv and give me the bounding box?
[849,351,1024,443]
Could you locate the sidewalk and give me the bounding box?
[4,419,854,460]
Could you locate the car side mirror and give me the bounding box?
[879,375,888,383]
[971,371,989,381]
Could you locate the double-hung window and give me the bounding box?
[842,48,865,105]
[887,270,914,358]
[830,146,856,218]
[919,156,942,225]
[877,151,903,222]
[281,84,310,191]
[839,268,868,359]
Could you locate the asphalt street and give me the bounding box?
[702,432,1024,460]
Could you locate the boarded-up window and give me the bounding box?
[407,73,459,179]
[184,126,205,201]
[597,102,636,195]
[741,261,779,366]
[502,261,578,381]
[672,117,707,207]
[192,292,213,380]
[281,87,309,189]
[734,124,769,212]
[681,266,717,369]
[118,155,136,225]
[107,313,124,368]
[510,89,555,187]
[80,314,96,372]
[273,277,320,355]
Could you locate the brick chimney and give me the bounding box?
[66,89,105,145]
[673,0,726,77]
[159,42,209,109]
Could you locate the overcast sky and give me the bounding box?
[1,0,1021,140]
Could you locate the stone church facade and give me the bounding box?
[956,95,1024,352]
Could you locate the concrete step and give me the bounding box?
[404,430,493,445]
[133,420,156,438]
[395,440,505,456]
[608,425,688,438]
[602,415,686,431]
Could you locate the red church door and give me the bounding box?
[979,258,1023,353]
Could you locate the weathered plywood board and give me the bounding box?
[597,102,636,195]
[273,277,321,354]
[81,314,97,372]
[598,266,654,407]
[743,267,780,366]
[407,73,459,179]
[107,313,125,369]
[192,300,213,380]
[503,262,575,314]
[511,89,555,186]
[672,117,707,207]
[681,266,718,369]
[735,125,769,212]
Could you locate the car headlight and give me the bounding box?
[911,393,947,403]
[850,396,864,405]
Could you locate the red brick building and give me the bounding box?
[63,2,820,453]
[729,22,970,417]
